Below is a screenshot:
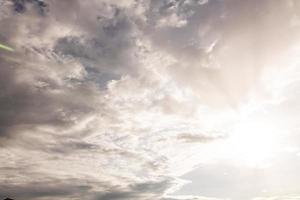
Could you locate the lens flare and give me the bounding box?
[0,43,14,52]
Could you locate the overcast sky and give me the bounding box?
[1,0,300,200]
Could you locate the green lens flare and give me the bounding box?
[0,43,14,52]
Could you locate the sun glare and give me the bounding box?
[226,117,281,167]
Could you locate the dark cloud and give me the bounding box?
[94,180,173,200]
[0,181,92,200]
[0,178,175,200]
[0,52,99,140]
[54,8,139,86]
[12,0,48,15]
[131,179,173,194]
[95,191,139,200]
[0,0,113,140]
[32,139,99,155]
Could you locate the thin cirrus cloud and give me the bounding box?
[1,0,300,200]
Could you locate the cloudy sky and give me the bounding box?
[1,0,300,199]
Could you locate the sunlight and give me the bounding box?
[226,117,281,167]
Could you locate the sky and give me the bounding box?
[1,0,300,200]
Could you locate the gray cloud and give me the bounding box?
[12,0,48,15]
[0,52,99,140]
[0,180,92,200]
[94,179,173,200]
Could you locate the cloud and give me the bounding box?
[0,180,92,200]
[1,0,300,200]
[162,197,223,200]
[12,0,48,15]
[94,179,173,200]
[0,1,202,199]
[177,133,226,143]
[252,197,300,200]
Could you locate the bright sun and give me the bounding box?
[226,117,281,167]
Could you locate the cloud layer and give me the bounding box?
[1,0,300,200]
